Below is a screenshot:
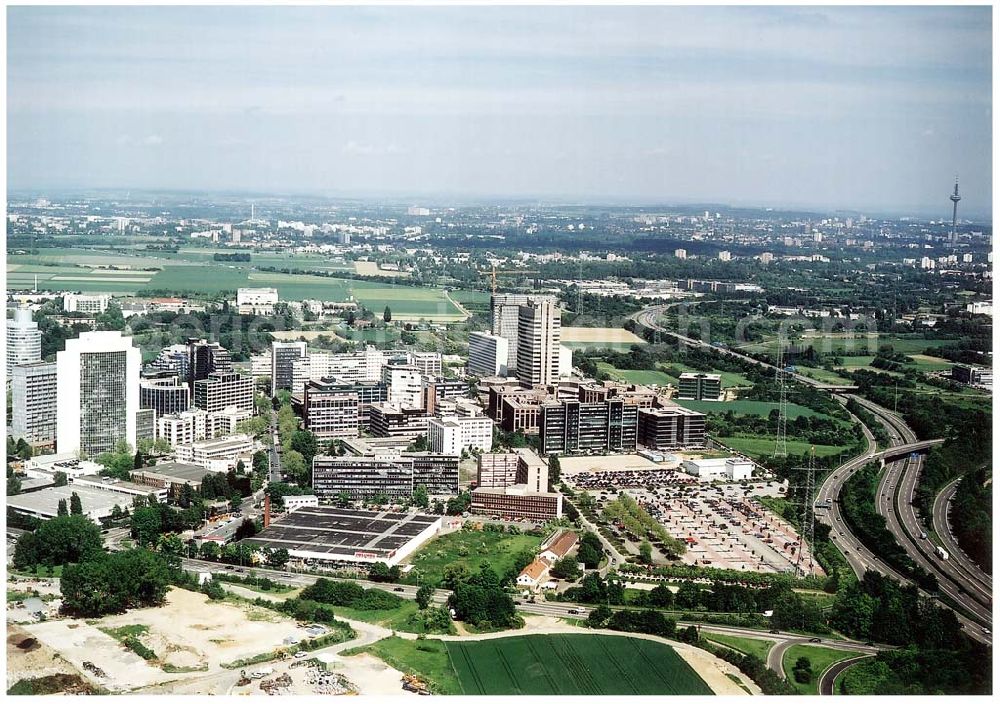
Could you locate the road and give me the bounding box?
[932,476,993,599]
[816,396,992,643]
[819,654,872,695]
[268,408,283,483]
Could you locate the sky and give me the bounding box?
[6,5,993,216]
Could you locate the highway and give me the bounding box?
[631,304,991,643]
[932,476,993,600]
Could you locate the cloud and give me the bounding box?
[341,140,406,156]
[114,134,163,147]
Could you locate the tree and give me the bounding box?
[53,471,68,487]
[69,492,83,516]
[12,515,104,569]
[412,484,429,509]
[236,459,246,474]
[577,532,603,569]
[57,499,69,517]
[61,549,170,617]
[268,548,290,568]
[383,305,392,323]
[416,583,435,610]
[793,656,813,684]
[335,491,352,508]
[407,434,429,452]
[200,541,220,561]
[234,518,259,541]
[369,561,402,583]
[550,555,582,581]
[131,506,162,547]
[111,504,124,522]
[679,625,699,644]
[675,581,702,610]
[6,467,22,496]
[548,453,561,486]
[133,450,145,469]
[638,540,653,564]
[282,450,308,485]
[587,605,613,628]
[290,430,318,465]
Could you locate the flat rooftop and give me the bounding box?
[7,484,131,518]
[242,506,440,559]
[134,461,212,483]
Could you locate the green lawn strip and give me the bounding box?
[403,530,543,587]
[675,398,821,417]
[344,636,463,694]
[781,644,859,695]
[795,366,855,385]
[717,436,850,459]
[703,632,775,661]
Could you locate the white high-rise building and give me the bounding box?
[516,298,561,387]
[7,307,42,378]
[491,293,556,373]
[427,415,494,455]
[674,248,687,259]
[468,331,509,378]
[10,361,57,446]
[56,331,141,457]
[718,250,732,262]
[410,351,443,377]
[383,364,424,408]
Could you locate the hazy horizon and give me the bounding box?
[7,5,993,217]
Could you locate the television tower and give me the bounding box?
[949,177,961,244]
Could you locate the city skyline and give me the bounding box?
[7,5,993,217]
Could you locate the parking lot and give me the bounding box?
[565,466,824,576]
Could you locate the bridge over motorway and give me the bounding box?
[876,439,945,461]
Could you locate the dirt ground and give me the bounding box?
[6,624,91,693]
[22,587,315,693]
[561,326,646,343]
[354,260,410,277]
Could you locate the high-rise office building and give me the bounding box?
[187,339,233,391]
[271,340,307,395]
[7,307,41,380]
[140,375,191,417]
[468,331,509,378]
[516,298,561,387]
[383,364,424,408]
[637,406,707,450]
[677,373,722,401]
[193,371,254,414]
[491,293,555,373]
[10,361,57,446]
[56,331,141,457]
[302,380,361,439]
[538,399,639,455]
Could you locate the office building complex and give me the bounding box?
[193,371,253,414]
[470,485,562,522]
[312,452,459,499]
[56,331,141,457]
[410,351,443,377]
[677,372,723,401]
[175,434,258,471]
[638,406,707,450]
[468,331,510,378]
[302,381,361,439]
[516,298,561,387]
[10,361,57,446]
[369,403,428,439]
[538,399,639,455]
[382,364,424,408]
[7,307,42,378]
[272,340,308,395]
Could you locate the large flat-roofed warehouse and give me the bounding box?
[241,506,442,567]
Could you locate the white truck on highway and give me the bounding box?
[935,546,950,560]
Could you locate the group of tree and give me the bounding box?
[584,604,677,639]
[368,561,402,583]
[7,436,34,461]
[130,494,204,547]
[61,548,172,617]
[446,564,519,630]
[301,577,404,611]
[13,515,104,569]
[949,468,991,573]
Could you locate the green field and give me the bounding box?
[596,362,673,386]
[782,644,860,695]
[403,529,543,587]
[719,436,851,460]
[795,366,855,385]
[563,341,642,352]
[703,632,775,661]
[347,636,462,694]
[676,399,821,418]
[446,633,713,695]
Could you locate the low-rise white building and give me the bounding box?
[175,433,259,471]
[236,287,279,315]
[681,456,754,481]
[426,415,494,455]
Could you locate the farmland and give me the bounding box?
[402,529,542,587]
[445,633,713,695]
[561,326,645,351]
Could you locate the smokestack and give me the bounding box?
[264,494,271,528]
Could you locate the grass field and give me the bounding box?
[782,644,860,695]
[675,399,821,418]
[563,341,641,352]
[596,362,673,386]
[446,633,713,695]
[746,334,960,357]
[795,366,855,385]
[403,529,543,587]
[718,436,850,460]
[703,632,775,661]
[346,636,462,694]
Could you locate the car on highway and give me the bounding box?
[568,609,581,615]
[919,532,927,540]
[809,638,822,643]
[393,587,405,592]
[294,651,308,659]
